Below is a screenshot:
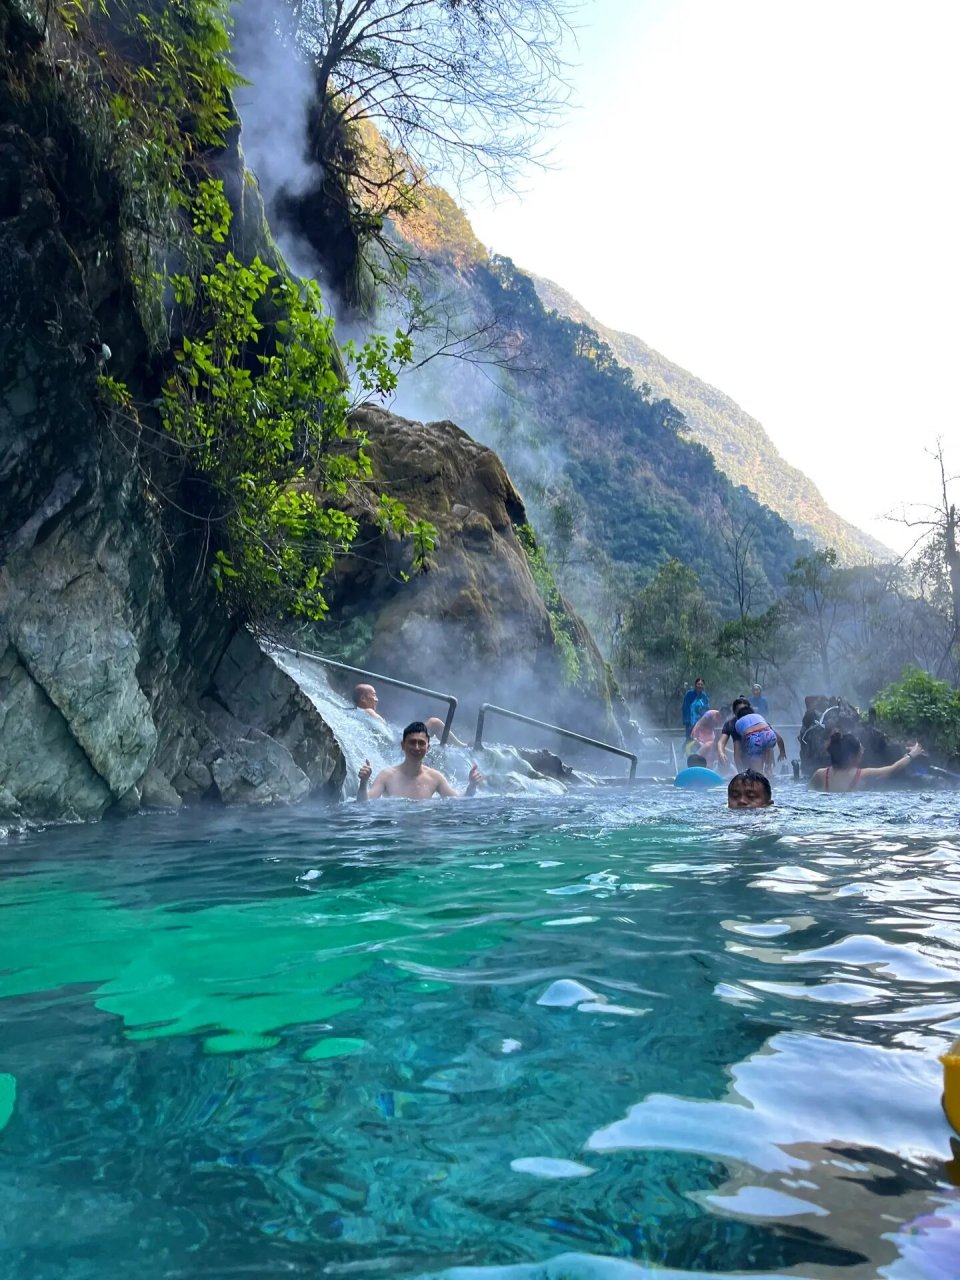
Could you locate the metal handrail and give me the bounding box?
[274,647,458,745]
[474,703,638,779]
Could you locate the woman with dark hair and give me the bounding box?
[809,732,926,792]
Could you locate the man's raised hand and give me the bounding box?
[359,759,372,785]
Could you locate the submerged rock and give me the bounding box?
[509,1157,595,1178]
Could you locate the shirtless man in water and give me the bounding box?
[353,683,385,723]
[357,721,483,801]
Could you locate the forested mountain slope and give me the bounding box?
[531,275,890,565]
[389,199,808,614]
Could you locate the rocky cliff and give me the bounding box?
[0,1,622,823]
[319,406,623,742]
[0,2,344,821]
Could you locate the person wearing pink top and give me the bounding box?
[688,709,722,767]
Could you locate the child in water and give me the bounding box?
[727,770,773,809]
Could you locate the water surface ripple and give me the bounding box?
[1,788,959,1279]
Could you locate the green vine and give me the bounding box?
[45,0,436,622]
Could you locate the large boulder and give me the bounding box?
[319,406,624,744]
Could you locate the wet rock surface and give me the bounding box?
[0,24,345,822]
[323,406,624,744]
[0,9,617,821]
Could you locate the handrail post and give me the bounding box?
[441,698,457,746]
[474,704,487,751]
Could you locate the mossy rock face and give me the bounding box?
[320,407,621,742]
[443,586,493,624]
[0,22,347,821]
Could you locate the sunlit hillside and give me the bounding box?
[532,275,890,565]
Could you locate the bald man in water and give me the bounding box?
[353,683,385,723]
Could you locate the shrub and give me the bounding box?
[516,523,582,687]
[48,0,434,622]
[874,667,960,759]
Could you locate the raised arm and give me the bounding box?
[859,742,926,781]
[357,760,388,801]
[436,763,484,798]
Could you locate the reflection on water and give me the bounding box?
[1,789,959,1278]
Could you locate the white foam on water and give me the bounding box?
[509,1157,595,1178]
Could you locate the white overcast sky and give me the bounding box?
[461,0,959,553]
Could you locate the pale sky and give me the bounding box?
[461,0,959,554]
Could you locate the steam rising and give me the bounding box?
[228,5,614,750]
[231,4,327,285]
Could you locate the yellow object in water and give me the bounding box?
[942,1038,960,1133]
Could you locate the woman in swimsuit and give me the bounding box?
[734,710,785,777]
[809,731,926,792]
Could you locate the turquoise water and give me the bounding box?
[2,789,960,1279]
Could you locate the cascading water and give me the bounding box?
[266,647,567,798]
[267,646,397,796]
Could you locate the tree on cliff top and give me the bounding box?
[275,0,576,191]
[896,441,960,681]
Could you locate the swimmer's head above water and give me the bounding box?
[727,769,773,809]
[352,683,385,721]
[827,731,863,768]
[401,721,430,759]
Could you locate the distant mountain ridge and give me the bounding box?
[530,275,890,565]
[385,181,808,604]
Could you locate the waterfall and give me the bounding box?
[266,647,567,798]
[266,647,397,799]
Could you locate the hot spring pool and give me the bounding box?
[1,787,959,1279]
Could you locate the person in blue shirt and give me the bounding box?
[681,677,709,740]
[751,683,769,717]
[674,753,725,789]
